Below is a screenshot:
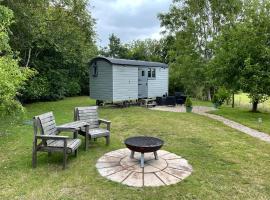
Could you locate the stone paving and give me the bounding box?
[96,148,193,187]
[151,105,270,144]
[151,105,216,113]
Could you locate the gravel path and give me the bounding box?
[151,106,270,143]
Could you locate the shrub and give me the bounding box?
[185,97,193,107]
[66,81,81,96]
[212,87,230,107]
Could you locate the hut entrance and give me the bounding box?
[138,68,148,98]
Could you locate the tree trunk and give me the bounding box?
[232,93,235,108]
[207,89,211,101]
[26,48,31,67]
[252,101,258,112]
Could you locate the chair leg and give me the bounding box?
[106,136,110,145]
[32,148,37,168]
[75,149,78,157]
[63,145,67,170]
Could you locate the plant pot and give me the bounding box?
[186,106,193,113]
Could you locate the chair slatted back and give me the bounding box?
[75,106,99,129]
[34,112,58,135]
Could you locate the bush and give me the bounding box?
[66,81,81,96]
[185,97,193,107]
[212,87,230,107]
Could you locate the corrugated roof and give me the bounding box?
[90,56,168,68]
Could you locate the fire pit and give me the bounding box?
[124,136,164,167]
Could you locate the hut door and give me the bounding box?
[138,68,148,98]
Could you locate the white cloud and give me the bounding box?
[90,0,171,47]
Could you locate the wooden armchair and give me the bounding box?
[74,106,111,148]
[32,112,81,169]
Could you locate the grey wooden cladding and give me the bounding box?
[89,57,169,102]
[32,112,82,169]
[90,60,113,101]
[74,106,111,148]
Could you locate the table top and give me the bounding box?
[57,121,89,131]
[125,136,164,149]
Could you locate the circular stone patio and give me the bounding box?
[96,148,193,187]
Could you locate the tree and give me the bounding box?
[168,30,206,97]
[158,0,242,98]
[2,0,97,101]
[125,39,167,62]
[100,35,168,63]
[100,34,127,58]
[211,1,270,112]
[0,5,32,117]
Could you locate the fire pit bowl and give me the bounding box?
[124,136,164,167]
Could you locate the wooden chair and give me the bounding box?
[32,112,81,169]
[74,106,111,148]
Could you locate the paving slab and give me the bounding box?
[107,169,133,183]
[144,173,165,187]
[97,156,121,163]
[164,167,192,179]
[122,172,143,187]
[98,166,125,177]
[155,171,180,185]
[96,148,192,187]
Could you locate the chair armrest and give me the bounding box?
[99,119,111,131]
[99,119,111,124]
[36,135,69,140]
[56,126,80,132]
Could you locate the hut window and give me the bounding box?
[148,69,151,78]
[92,62,98,77]
[148,68,156,79]
[151,69,156,78]
[142,70,145,76]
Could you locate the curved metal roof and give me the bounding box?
[90,56,168,68]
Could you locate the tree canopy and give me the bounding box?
[0,5,32,117]
[211,0,270,111]
[100,34,168,63]
[1,0,97,102]
[159,0,242,98]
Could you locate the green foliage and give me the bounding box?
[100,34,127,58]
[159,0,242,98]
[2,0,97,102]
[211,1,270,111]
[3,96,270,199]
[185,97,193,107]
[100,34,168,63]
[212,87,230,107]
[0,5,33,117]
[168,30,206,97]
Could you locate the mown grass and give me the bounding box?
[211,107,270,135]
[234,93,270,111]
[0,96,270,200]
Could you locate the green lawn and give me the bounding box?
[211,107,270,135]
[0,96,270,200]
[234,93,270,111]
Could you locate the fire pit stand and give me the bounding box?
[124,136,164,167]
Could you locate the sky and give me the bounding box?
[90,0,171,47]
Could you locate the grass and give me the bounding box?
[193,93,270,135]
[211,107,270,135]
[234,93,270,112]
[0,96,270,199]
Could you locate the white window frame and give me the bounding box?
[92,62,98,77]
[148,68,156,79]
